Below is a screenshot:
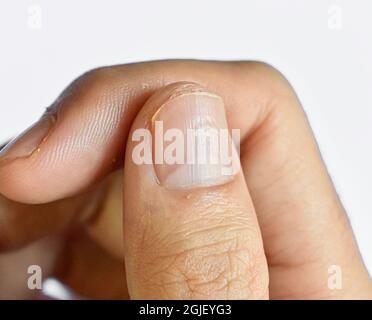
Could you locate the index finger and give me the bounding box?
[0,60,268,204]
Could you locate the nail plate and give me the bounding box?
[0,114,54,164]
[152,89,240,189]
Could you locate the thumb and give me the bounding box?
[123,82,269,299]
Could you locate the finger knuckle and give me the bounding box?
[234,60,297,101]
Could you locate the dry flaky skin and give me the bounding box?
[126,185,269,300]
[0,60,371,299]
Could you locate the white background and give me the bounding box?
[0,0,371,274]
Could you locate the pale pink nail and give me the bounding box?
[152,89,240,189]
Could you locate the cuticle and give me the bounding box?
[0,111,57,166]
[152,91,222,124]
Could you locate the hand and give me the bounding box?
[0,60,371,299]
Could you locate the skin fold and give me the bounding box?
[0,60,371,299]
